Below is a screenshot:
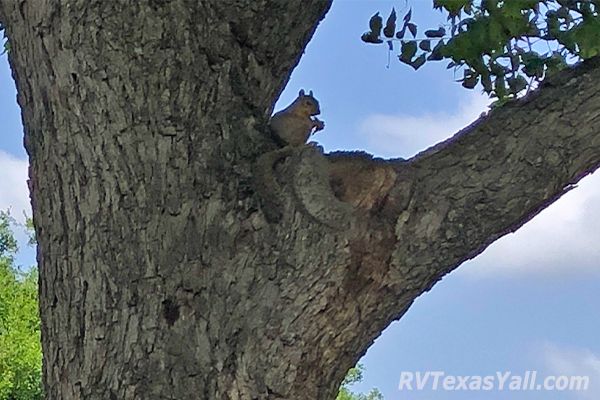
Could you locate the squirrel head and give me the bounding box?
[295,89,321,116]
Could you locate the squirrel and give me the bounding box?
[255,89,326,222]
[269,89,325,146]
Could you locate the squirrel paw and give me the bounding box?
[312,118,325,133]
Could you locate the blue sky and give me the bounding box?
[1,1,600,399]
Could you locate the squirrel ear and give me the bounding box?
[299,89,305,96]
[309,90,313,96]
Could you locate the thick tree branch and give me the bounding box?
[324,57,600,372]
[2,1,339,398]
[393,56,600,283]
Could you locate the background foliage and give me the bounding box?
[0,212,42,400]
[336,364,384,400]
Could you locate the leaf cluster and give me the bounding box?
[0,213,42,400]
[362,0,600,100]
[0,212,18,258]
[337,364,385,400]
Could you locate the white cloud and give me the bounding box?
[540,343,600,399]
[359,93,492,158]
[463,170,600,278]
[0,150,30,222]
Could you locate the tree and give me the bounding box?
[336,365,383,400]
[0,212,363,399]
[0,212,42,399]
[0,1,599,399]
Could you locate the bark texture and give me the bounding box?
[1,1,600,399]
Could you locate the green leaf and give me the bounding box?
[403,8,412,23]
[424,27,446,38]
[433,0,474,17]
[384,8,397,38]
[460,69,479,89]
[556,30,577,53]
[407,23,418,38]
[571,15,600,58]
[481,73,493,92]
[396,26,406,39]
[399,41,418,64]
[481,0,499,13]
[411,54,427,70]
[545,52,568,76]
[507,75,528,94]
[419,40,432,52]
[494,75,508,98]
[361,32,383,44]
[488,57,508,76]
[462,74,479,89]
[521,51,545,78]
[556,6,570,20]
[428,39,446,61]
[369,12,383,37]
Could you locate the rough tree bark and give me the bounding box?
[1,1,599,399]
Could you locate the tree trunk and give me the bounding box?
[1,1,600,399]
